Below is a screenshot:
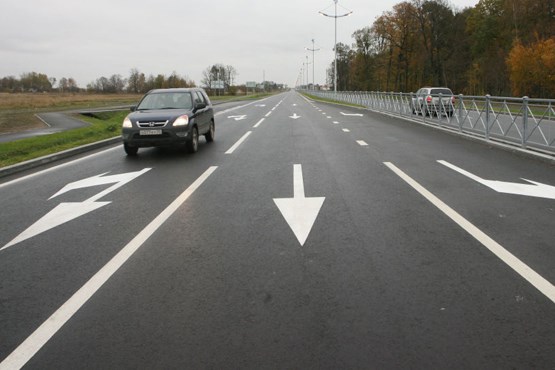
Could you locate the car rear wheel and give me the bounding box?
[124,143,138,156]
[186,127,199,153]
[205,120,215,142]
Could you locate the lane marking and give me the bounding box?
[225,131,252,154]
[214,97,271,116]
[333,121,339,125]
[384,162,555,304]
[253,118,265,128]
[273,164,325,246]
[342,129,350,132]
[34,114,51,127]
[265,111,272,117]
[227,115,247,121]
[340,112,363,117]
[2,168,152,251]
[438,160,555,200]
[0,166,219,370]
[357,140,368,146]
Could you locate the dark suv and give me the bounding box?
[121,88,215,155]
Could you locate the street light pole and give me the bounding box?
[305,55,312,89]
[319,0,352,95]
[305,39,320,90]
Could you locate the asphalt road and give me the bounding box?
[0,112,93,143]
[1,91,554,369]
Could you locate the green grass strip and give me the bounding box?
[0,111,126,168]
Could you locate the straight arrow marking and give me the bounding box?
[438,160,555,199]
[273,164,325,246]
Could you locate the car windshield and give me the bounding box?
[137,92,193,110]
[430,88,453,95]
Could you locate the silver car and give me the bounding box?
[410,87,455,117]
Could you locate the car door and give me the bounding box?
[193,91,208,132]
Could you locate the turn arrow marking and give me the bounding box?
[273,164,325,246]
[2,168,151,250]
[439,160,555,199]
[227,115,247,121]
[340,112,363,117]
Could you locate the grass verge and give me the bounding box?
[300,92,365,108]
[0,111,126,168]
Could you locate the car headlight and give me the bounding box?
[173,115,189,127]
[122,116,132,128]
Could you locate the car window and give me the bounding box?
[200,90,210,104]
[193,91,205,105]
[430,88,453,95]
[137,92,193,110]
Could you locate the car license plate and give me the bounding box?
[140,129,162,136]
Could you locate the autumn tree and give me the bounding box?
[507,37,555,97]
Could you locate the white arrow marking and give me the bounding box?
[289,113,301,120]
[438,160,555,199]
[273,164,325,246]
[2,168,151,250]
[340,112,363,117]
[227,115,247,121]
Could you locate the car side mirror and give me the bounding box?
[195,102,206,110]
[130,106,136,112]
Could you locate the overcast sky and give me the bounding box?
[0,0,479,88]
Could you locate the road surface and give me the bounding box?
[1,91,554,369]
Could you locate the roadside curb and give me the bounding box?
[0,136,121,179]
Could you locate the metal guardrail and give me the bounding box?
[303,90,555,155]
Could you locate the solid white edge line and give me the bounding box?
[0,166,218,370]
[253,118,265,128]
[34,114,51,127]
[225,131,252,154]
[384,162,555,304]
[0,147,120,190]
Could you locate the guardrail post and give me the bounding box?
[438,93,443,125]
[485,94,491,140]
[522,96,529,148]
[458,94,463,132]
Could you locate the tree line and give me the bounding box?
[0,69,196,94]
[324,0,555,98]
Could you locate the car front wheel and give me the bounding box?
[186,127,199,153]
[124,143,138,156]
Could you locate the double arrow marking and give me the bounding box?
[274,164,325,246]
[2,168,151,250]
